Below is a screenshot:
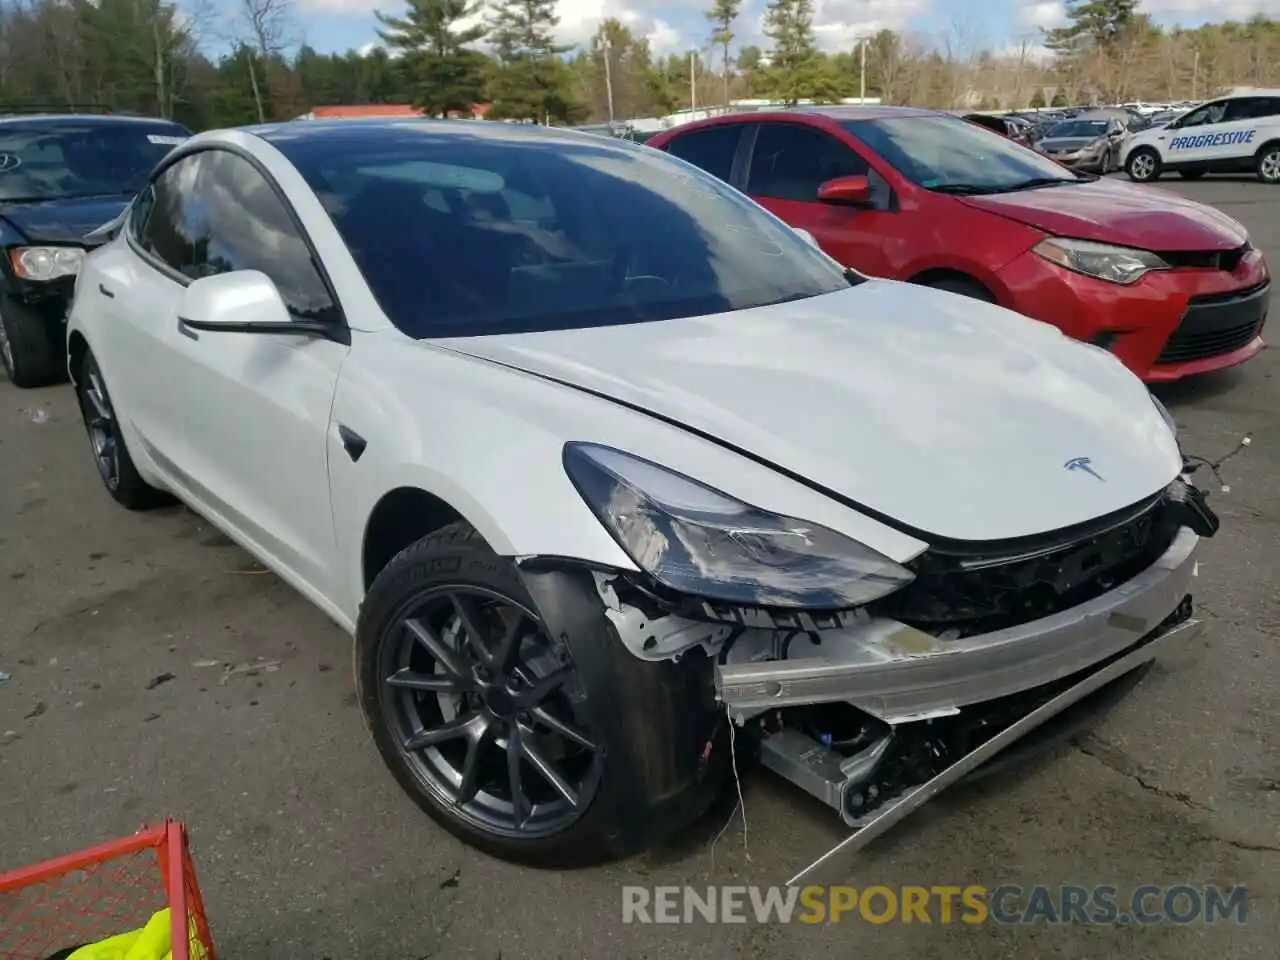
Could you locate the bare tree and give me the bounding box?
[232,0,296,122]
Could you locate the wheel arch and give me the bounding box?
[67,329,89,384]
[361,486,472,591]
[1254,138,1280,160]
[907,267,997,301]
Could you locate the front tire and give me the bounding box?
[1126,148,1162,182]
[0,293,63,388]
[356,522,729,867]
[1256,144,1280,184]
[1099,149,1113,175]
[74,350,173,510]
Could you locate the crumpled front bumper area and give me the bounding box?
[715,525,1204,884]
[717,526,1201,723]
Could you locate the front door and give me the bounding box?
[742,121,898,278]
[141,147,348,598]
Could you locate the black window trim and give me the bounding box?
[124,140,349,338]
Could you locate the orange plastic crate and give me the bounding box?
[0,820,215,960]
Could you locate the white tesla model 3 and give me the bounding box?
[64,119,1219,877]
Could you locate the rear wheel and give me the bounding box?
[1256,144,1280,184]
[74,350,173,510]
[1126,148,1162,183]
[0,293,63,388]
[356,522,729,867]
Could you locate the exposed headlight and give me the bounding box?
[1149,391,1177,435]
[563,442,915,610]
[1033,237,1169,285]
[9,245,85,281]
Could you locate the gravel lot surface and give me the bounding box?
[1,175,1276,959]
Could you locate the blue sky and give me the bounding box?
[288,0,1280,60]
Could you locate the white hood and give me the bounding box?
[435,280,1181,543]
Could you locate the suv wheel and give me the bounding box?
[1126,148,1161,182]
[0,294,63,388]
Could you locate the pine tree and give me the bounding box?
[486,0,581,123]
[376,0,489,117]
[706,0,741,108]
[1044,0,1141,53]
[760,0,838,105]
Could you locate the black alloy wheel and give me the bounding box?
[77,355,121,491]
[375,585,604,840]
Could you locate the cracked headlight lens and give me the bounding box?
[563,442,914,609]
[1034,237,1169,285]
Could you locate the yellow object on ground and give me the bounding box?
[65,908,178,960]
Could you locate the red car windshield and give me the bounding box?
[844,116,1084,195]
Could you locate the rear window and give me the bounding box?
[0,121,190,203]
[275,125,850,338]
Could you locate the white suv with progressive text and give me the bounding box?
[1122,90,1280,184]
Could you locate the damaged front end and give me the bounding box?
[526,461,1218,882]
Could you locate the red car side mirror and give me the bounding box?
[818,175,871,205]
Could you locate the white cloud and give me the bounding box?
[747,0,931,53]
[304,0,685,54]
[1143,0,1280,15]
[1017,1,1065,29]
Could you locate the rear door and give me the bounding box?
[91,161,197,466]
[659,122,747,186]
[742,121,898,277]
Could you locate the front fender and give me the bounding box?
[327,332,927,618]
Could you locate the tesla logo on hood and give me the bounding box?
[1064,457,1105,481]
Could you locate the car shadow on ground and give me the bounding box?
[1151,366,1255,408]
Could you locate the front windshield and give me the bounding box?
[276,125,851,337]
[1047,119,1110,138]
[843,115,1080,194]
[0,122,190,203]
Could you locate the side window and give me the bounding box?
[195,150,335,320]
[747,123,869,202]
[138,154,207,274]
[663,124,743,182]
[127,184,156,239]
[1182,101,1228,128]
[139,150,336,320]
[1224,97,1279,121]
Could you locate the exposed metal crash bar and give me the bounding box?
[784,616,1205,887]
[717,527,1200,723]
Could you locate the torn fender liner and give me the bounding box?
[785,615,1206,887]
[716,526,1201,723]
[516,562,726,845]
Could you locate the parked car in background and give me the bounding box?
[1122,89,1280,184]
[962,113,1035,148]
[648,106,1269,383]
[0,113,191,387]
[65,118,1219,872]
[1034,113,1131,173]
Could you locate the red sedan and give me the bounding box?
[646,106,1268,383]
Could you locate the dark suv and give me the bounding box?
[0,114,191,388]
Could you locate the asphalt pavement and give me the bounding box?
[1,175,1277,959]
